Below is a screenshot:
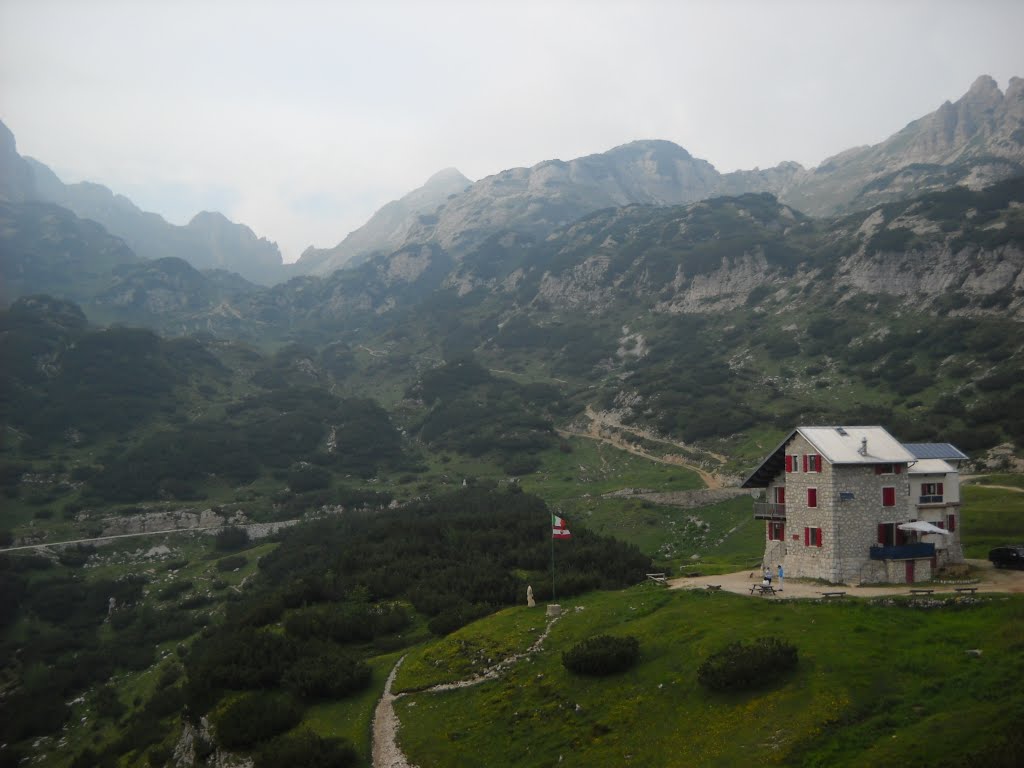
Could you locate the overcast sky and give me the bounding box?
[2,0,1023,262]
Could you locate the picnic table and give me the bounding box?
[819,591,846,599]
[750,583,776,596]
[954,586,979,595]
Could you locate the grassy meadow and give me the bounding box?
[391,587,1024,768]
[960,482,1024,558]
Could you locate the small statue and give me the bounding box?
[527,585,535,607]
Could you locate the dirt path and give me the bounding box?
[669,559,1024,598]
[557,405,727,489]
[371,614,562,768]
[963,483,1024,493]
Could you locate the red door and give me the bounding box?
[775,487,785,504]
[905,560,915,584]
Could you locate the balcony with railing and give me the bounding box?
[869,543,935,560]
[753,502,786,520]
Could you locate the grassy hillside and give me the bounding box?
[960,482,1024,557]
[392,587,1024,768]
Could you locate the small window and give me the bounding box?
[807,488,817,508]
[786,454,800,473]
[804,527,823,547]
[768,521,785,541]
[807,454,821,473]
[882,487,896,507]
[947,514,957,533]
[875,463,895,475]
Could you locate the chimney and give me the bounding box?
[859,437,868,456]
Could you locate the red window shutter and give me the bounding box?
[895,465,902,474]
[937,482,944,495]
[948,514,956,532]
[803,454,808,472]
[804,527,810,546]
[817,529,823,548]
[776,487,785,504]
[785,455,793,473]
[815,454,822,472]
[877,523,886,544]
[807,488,817,507]
[937,519,945,529]
[875,464,883,475]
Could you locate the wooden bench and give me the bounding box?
[646,572,667,585]
[750,584,776,596]
[705,584,722,592]
[819,591,846,599]
[954,586,978,595]
[909,588,935,595]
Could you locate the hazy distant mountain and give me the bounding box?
[0,200,142,306]
[318,76,1023,270]
[24,156,287,285]
[0,121,36,203]
[396,140,723,260]
[0,121,288,286]
[778,75,1024,215]
[295,167,472,276]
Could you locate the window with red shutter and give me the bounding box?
[895,465,902,474]
[947,514,956,532]
[804,527,810,546]
[882,487,896,507]
[802,454,808,472]
[785,455,793,473]
[807,488,817,507]
[816,528,823,547]
[937,482,944,495]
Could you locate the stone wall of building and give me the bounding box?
[762,433,937,584]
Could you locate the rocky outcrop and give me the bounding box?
[297,167,472,276]
[173,717,252,768]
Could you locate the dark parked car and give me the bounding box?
[988,545,1024,569]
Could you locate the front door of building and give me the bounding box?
[906,560,915,584]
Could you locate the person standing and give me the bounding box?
[777,563,784,592]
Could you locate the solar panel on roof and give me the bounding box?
[902,443,968,460]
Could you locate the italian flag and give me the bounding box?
[552,513,572,539]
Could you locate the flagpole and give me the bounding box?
[550,516,556,603]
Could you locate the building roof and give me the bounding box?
[902,443,969,461]
[741,425,916,488]
[907,458,955,475]
[798,426,916,464]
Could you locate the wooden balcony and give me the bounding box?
[753,502,786,520]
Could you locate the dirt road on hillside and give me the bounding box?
[558,405,729,489]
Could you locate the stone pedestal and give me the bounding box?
[545,604,561,618]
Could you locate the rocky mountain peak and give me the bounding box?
[424,167,471,187]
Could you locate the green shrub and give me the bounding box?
[255,729,358,768]
[212,692,302,749]
[697,637,798,691]
[157,580,193,601]
[282,646,371,699]
[216,554,248,572]
[214,526,249,552]
[562,634,640,676]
